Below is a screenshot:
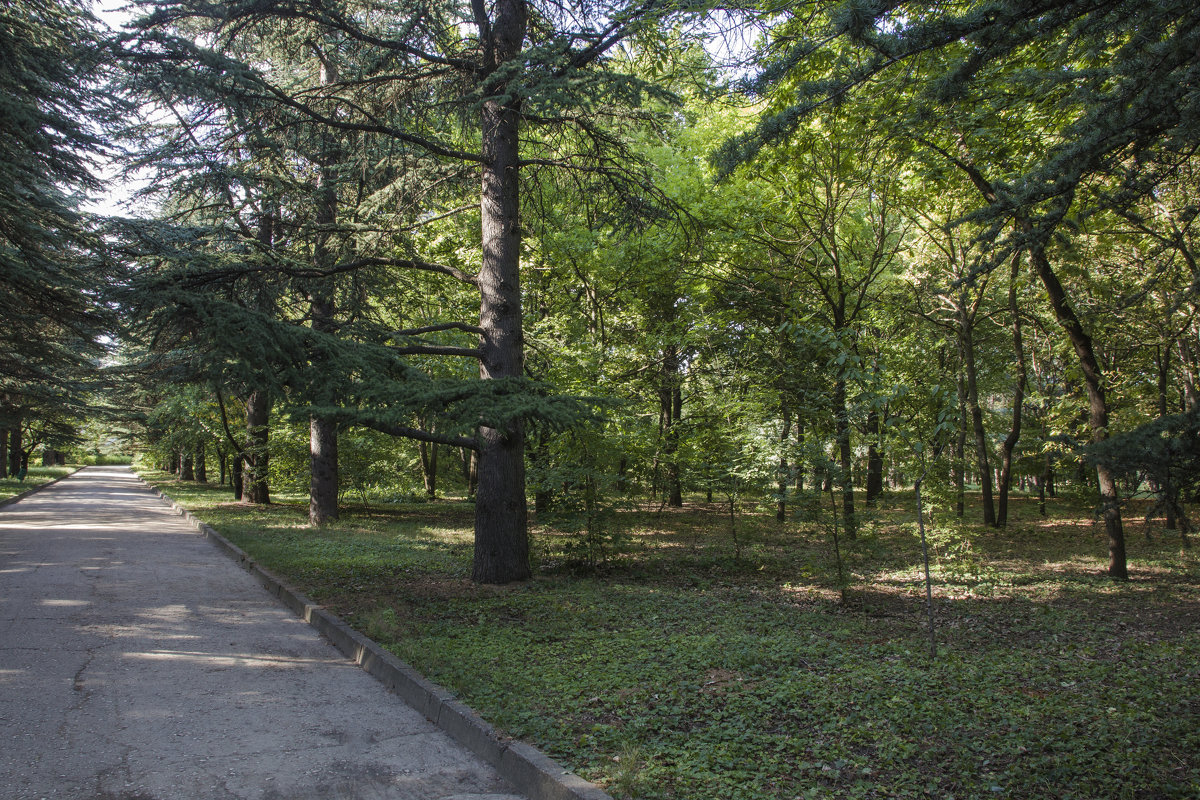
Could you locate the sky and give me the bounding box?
[83,0,143,218]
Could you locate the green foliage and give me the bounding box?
[0,0,117,447]
[1085,407,1200,532]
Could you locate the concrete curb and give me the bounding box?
[0,468,81,511]
[139,476,613,800]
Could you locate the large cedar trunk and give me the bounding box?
[472,0,531,584]
[244,390,270,504]
[308,54,340,526]
[308,293,339,524]
[996,257,1026,527]
[1030,245,1126,578]
[310,417,338,524]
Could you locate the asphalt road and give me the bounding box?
[0,466,524,800]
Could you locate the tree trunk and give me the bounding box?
[308,288,339,521]
[8,422,20,477]
[244,390,270,504]
[472,0,531,584]
[865,407,883,507]
[955,369,966,519]
[180,453,195,481]
[308,52,340,526]
[1157,345,1178,530]
[0,429,7,478]
[794,420,805,493]
[1038,455,1048,516]
[659,342,684,508]
[420,438,439,500]
[997,257,1027,527]
[668,380,683,507]
[195,443,207,483]
[833,375,856,538]
[960,305,996,526]
[777,405,791,521]
[232,454,244,500]
[310,416,338,524]
[1030,244,1126,578]
[459,447,478,498]
[1179,336,1199,411]
[8,424,20,477]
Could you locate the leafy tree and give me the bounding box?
[735,112,906,537]
[725,0,1200,578]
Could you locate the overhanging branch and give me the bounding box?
[358,418,478,450]
[393,322,485,337]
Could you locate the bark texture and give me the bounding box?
[244,390,270,505]
[309,52,340,526]
[472,0,531,583]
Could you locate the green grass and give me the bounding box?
[143,473,1200,800]
[0,465,76,501]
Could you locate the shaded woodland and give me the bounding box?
[5,0,1200,583]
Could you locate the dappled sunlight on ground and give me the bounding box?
[124,649,340,669]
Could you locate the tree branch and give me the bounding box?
[393,322,485,337]
[358,418,478,450]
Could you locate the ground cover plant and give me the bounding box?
[0,465,77,502]
[142,471,1200,800]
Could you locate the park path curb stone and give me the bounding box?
[138,475,614,800]
[0,467,80,510]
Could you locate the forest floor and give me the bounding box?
[0,465,76,502]
[141,472,1200,800]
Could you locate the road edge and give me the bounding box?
[0,468,82,511]
[139,475,613,800]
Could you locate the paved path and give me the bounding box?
[0,466,524,800]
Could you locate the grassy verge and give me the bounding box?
[0,465,77,502]
[143,472,1200,800]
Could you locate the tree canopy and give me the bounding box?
[8,0,1199,582]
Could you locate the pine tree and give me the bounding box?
[0,0,115,453]
[119,0,697,582]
